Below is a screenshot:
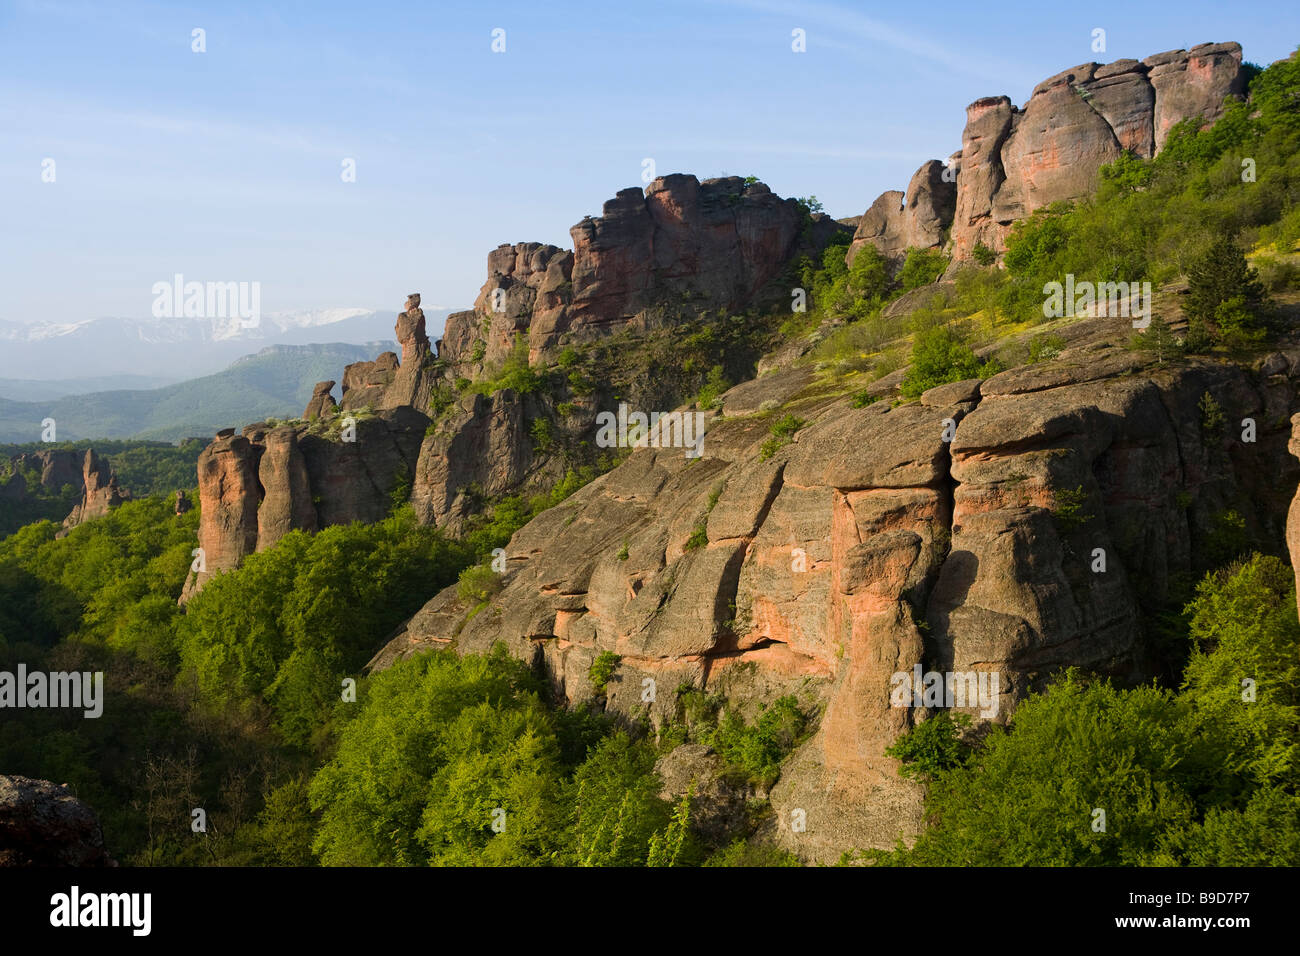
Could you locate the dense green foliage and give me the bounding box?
[0,438,203,536]
[871,555,1300,865]
[0,469,803,866]
[899,326,1000,398]
[310,648,690,866]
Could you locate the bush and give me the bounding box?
[588,651,620,694]
[898,247,948,291]
[759,414,806,461]
[899,326,994,398]
[1184,237,1269,346]
[885,712,973,779]
[457,562,503,607]
[695,365,730,410]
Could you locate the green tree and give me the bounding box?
[1183,237,1268,347]
[899,326,991,398]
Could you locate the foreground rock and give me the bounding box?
[0,775,114,867]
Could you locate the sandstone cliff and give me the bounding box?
[371,320,1300,861]
[182,408,428,598]
[849,42,1247,266]
[439,175,848,373]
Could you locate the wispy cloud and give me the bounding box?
[710,0,1038,89]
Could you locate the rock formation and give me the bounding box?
[371,325,1300,861]
[0,775,114,867]
[439,175,838,371]
[61,449,128,533]
[303,381,338,420]
[850,43,1247,265]
[182,408,429,598]
[12,449,83,491]
[846,160,956,267]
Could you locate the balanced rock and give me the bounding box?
[303,381,338,420]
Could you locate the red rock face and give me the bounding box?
[368,335,1300,861]
[441,175,805,369]
[1146,42,1248,151]
[182,407,430,599]
[851,43,1245,265]
[186,431,262,595]
[256,427,317,551]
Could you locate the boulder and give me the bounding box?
[303,381,337,420]
[0,775,114,867]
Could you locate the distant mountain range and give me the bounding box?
[0,307,455,382]
[0,342,396,443]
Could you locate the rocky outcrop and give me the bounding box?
[61,449,128,533]
[182,408,429,598]
[852,43,1246,265]
[0,775,114,867]
[303,381,338,420]
[12,450,82,491]
[333,296,437,412]
[440,175,830,370]
[846,160,956,266]
[184,429,262,596]
[256,426,317,550]
[411,389,550,533]
[340,352,398,411]
[385,294,436,410]
[1146,42,1249,151]
[371,325,1300,861]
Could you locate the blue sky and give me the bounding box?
[3,0,1298,331]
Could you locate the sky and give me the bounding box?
[3,0,1298,330]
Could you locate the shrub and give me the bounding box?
[588,651,621,694]
[899,326,993,398]
[898,247,948,291]
[695,365,730,410]
[1051,485,1092,533]
[885,712,973,779]
[457,563,502,607]
[529,417,554,451]
[1184,237,1269,346]
[759,414,806,461]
